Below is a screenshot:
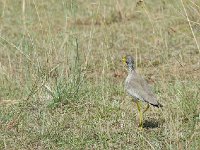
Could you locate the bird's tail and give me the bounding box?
[151,102,163,108]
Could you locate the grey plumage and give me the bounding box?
[124,55,162,107]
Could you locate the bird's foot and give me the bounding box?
[138,122,143,129]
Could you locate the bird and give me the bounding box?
[122,55,162,127]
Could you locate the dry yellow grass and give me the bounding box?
[0,0,200,149]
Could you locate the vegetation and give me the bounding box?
[0,0,200,149]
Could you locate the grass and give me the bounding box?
[0,0,200,149]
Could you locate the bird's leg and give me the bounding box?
[143,104,150,114]
[136,101,143,128]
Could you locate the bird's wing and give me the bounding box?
[125,71,159,106]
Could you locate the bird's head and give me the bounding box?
[122,55,135,66]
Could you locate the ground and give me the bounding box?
[0,0,200,149]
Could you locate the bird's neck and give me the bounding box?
[128,64,134,72]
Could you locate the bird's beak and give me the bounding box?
[122,56,127,64]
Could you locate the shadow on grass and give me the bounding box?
[143,119,160,129]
